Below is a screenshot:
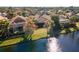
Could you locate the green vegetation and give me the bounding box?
[60,18,79,34]
[60,28,76,34]
[76,22,79,29]
[69,28,76,32]
[0,37,23,47]
[70,16,79,22]
[1,7,79,48]
[60,29,66,34]
[22,28,48,40]
[0,19,9,39]
[51,15,61,29]
[31,28,48,40]
[0,28,48,47]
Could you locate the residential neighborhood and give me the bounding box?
[0,7,79,52]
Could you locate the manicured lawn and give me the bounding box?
[76,22,79,29]
[60,28,77,34]
[31,28,48,40]
[0,28,48,47]
[69,28,76,32]
[60,29,66,34]
[0,37,23,47]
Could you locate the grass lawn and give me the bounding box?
[60,28,76,34]
[69,28,76,32]
[31,28,48,40]
[0,37,23,47]
[76,22,79,29]
[60,29,66,34]
[0,28,48,47]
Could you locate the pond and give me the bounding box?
[47,31,79,52]
[0,31,79,52]
[0,38,48,52]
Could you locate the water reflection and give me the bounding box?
[47,37,61,52]
[58,32,79,52]
[0,31,79,52]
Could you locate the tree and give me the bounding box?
[6,7,15,19]
[49,15,61,37]
[23,18,35,40]
[22,8,27,17]
[51,15,61,30]
[0,19,9,40]
[70,16,79,22]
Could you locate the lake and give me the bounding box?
[0,31,79,52]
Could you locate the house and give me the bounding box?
[59,15,70,24]
[35,14,51,28]
[9,16,27,34]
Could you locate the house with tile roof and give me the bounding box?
[9,16,27,34]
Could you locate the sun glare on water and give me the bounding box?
[47,37,61,52]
